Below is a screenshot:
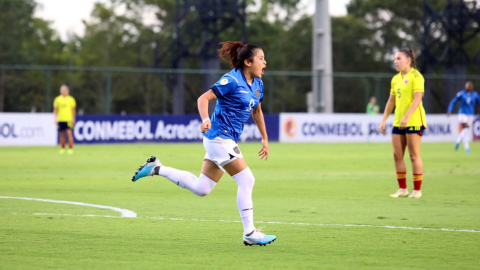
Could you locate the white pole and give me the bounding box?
[310,0,333,113]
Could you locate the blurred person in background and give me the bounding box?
[53,85,76,154]
[380,48,426,199]
[131,41,276,246]
[366,96,379,115]
[447,81,480,153]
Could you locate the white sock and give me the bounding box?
[232,167,256,235]
[157,166,216,197]
[456,129,466,144]
[463,127,470,149]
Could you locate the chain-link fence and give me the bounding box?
[0,65,479,114]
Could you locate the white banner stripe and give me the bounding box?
[279,113,461,143]
[0,113,57,146]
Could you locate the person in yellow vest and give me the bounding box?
[53,85,76,154]
[379,48,426,199]
[366,96,380,115]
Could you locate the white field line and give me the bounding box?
[3,196,478,233]
[145,216,480,233]
[0,196,137,218]
[7,212,480,234]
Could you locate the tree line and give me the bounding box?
[1,0,477,114]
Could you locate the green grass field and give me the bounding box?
[1,142,479,269]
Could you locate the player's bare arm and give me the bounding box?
[252,103,269,160]
[71,106,76,126]
[197,89,217,133]
[53,107,58,124]
[379,94,396,134]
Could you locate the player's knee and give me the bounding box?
[238,182,254,195]
[196,191,208,197]
[409,153,419,162]
[409,151,421,162]
[233,167,255,190]
[247,176,255,190]
[242,169,255,189]
[196,187,212,197]
[393,151,403,161]
[195,174,216,197]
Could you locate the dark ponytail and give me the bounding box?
[218,41,261,69]
[399,47,417,69]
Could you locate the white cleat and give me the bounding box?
[243,228,276,246]
[409,190,422,198]
[132,156,161,182]
[390,188,409,198]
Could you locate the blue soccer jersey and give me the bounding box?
[204,68,264,143]
[448,90,480,115]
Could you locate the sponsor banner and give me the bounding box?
[73,114,279,144]
[473,115,480,141]
[280,113,459,143]
[0,113,57,146]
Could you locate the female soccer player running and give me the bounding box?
[131,41,276,246]
[447,81,480,153]
[379,48,426,199]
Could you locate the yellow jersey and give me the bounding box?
[390,68,427,128]
[53,95,76,122]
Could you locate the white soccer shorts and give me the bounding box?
[203,136,243,171]
[458,114,474,126]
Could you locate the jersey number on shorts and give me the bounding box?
[247,99,255,111]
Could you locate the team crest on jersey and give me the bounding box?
[255,89,260,98]
[404,79,409,84]
[220,78,228,85]
[233,146,240,154]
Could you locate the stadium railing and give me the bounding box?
[0,65,478,115]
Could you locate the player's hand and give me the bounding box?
[399,116,409,129]
[54,118,58,125]
[71,119,75,126]
[379,121,387,135]
[200,120,211,133]
[258,138,269,160]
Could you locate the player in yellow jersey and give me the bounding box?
[379,48,426,199]
[53,85,76,154]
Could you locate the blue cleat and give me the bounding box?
[466,148,471,153]
[243,228,276,246]
[455,143,460,151]
[132,156,161,182]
